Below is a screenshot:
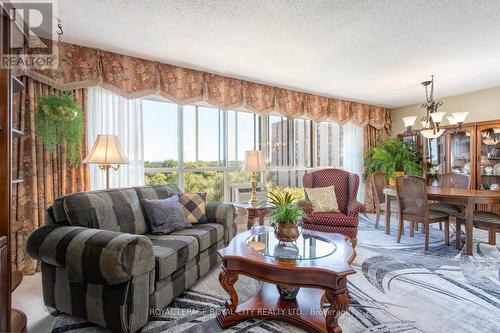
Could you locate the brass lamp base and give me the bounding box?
[248,171,258,207]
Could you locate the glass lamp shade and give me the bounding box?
[447,116,457,125]
[421,120,429,128]
[452,112,468,124]
[242,150,265,172]
[403,116,417,128]
[421,128,445,139]
[430,112,446,124]
[83,135,129,165]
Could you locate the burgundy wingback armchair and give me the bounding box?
[299,168,365,245]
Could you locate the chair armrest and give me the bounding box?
[298,200,313,215]
[205,202,236,244]
[27,225,154,285]
[347,200,365,217]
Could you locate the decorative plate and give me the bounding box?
[494,163,500,176]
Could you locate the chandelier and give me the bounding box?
[402,75,468,139]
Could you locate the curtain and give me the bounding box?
[12,77,89,274]
[342,122,365,201]
[363,125,389,212]
[17,40,391,129]
[87,87,144,189]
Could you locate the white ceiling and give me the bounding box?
[54,0,500,108]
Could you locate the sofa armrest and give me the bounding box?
[205,202,236,244]
[27,225,154,285]
[347,200,365,217]
[297,200,313,215]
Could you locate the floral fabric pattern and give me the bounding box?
[16,41,391,129]
[11,77,89,274]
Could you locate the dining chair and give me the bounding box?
[371,172,400,229]
[395,176,451,250]
[456,211,500,245]
[429,173,470,246]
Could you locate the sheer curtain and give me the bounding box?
[87,87,144,190]
[342,121,365,201]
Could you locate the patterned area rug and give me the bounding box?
[51,215,500,333]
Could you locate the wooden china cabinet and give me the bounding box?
[1,6,27,332]
[400,119,500,213]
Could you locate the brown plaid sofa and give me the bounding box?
[26,184,236,333]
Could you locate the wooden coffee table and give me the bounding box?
[217,226,356,333]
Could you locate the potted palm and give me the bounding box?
[364,137,422,186]
[268,191,304,242]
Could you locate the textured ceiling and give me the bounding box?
[55,0,500,107]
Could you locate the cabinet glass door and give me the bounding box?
[449,129,472,175]
[425,136,446,186]
[479,127,500,190]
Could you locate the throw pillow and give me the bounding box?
[143,196,192,234]
[179,193,208,224]
[304,185,340,213]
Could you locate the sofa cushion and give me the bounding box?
[169,223,223,252]
[305,212,358,227]
[146,234,199,280]
[143,196,192,234]
[134,184,181,201]
[63,188,148,234]
[179,193,208,224]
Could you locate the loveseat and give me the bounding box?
[26,184,236,333]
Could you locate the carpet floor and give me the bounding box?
[50,214,500,333]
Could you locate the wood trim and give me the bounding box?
[0,8,13,332]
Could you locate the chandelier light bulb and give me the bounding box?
[403,116,417,128]
[430,112,446,124]
[452,112,468,124]
[447,116,457,125]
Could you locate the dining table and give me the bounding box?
[383,186,500,255]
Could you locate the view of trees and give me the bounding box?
[144,160,305,202]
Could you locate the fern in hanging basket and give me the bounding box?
[35,93,84,167]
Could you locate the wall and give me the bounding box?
[390,85,500,136]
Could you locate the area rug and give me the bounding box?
[51,215,500,333]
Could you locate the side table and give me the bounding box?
[233,202,274,230]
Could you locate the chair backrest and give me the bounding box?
[439,173,470,189]
[371,172,387,205]
[303,168,358,213]
[396,176,427,216]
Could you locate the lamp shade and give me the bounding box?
[83,135,129,165]
[403,116,417,128]
[421,128,445,139]
[430,112,446,123]
[242,150,265,172]
[447,116,457,125]
[452,112,468,124]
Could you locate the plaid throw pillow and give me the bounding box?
[179,193,208,224]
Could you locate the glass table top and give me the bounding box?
[246,231,337,260]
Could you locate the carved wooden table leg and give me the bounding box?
[325,290,349,333]
[219,268,239,313]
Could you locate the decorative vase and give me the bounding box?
[277,283,300,300]
[274,222,300,242]
[389,171,405,186]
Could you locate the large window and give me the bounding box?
[143,99,363,202]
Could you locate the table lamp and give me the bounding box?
[83,135,129,189]
[242,150,265,206]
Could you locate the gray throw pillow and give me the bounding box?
[143,196,192,234]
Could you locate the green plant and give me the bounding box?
[268,189,304,225]
[364,137,422,181]
[35,93,83,166]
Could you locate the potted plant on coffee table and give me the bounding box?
[268,191,304,242]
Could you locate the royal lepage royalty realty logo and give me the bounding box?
[1,0,58,69]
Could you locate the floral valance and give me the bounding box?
[16,41,391,129]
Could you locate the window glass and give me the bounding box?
[269,115,287,166]
[198,106,222,167]
[317,122,340,167]
[184,171,224,201]
[183,105,197,164]
[237,112,256,167]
